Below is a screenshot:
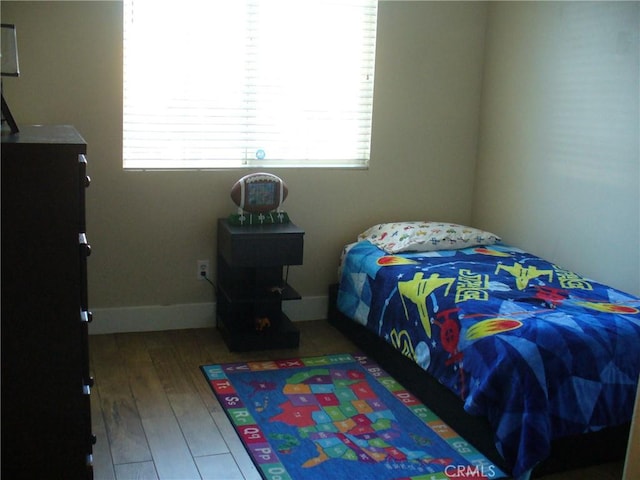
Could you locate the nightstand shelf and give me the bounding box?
[217,312,301,352]
[216,218,304,351]
[217,281,301,304]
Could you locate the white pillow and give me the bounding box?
[358,221,501,254]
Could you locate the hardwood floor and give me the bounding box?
[89,320,624,480]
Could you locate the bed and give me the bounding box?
[329,222,640,480]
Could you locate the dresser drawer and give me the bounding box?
[217,218,304,267]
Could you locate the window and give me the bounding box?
[123,0,378,170]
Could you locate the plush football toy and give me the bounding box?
[229,173,290,225]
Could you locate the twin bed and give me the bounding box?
[328,222,640,479]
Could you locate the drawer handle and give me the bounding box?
[82,377,94,394]
[81,310,93,323]
[79,233,91,256]
[85,175,91,188]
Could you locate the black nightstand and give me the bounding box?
[216,218,304,351]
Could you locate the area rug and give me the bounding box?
[201,353,507,480]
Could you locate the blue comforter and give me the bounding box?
[337,241,640,478]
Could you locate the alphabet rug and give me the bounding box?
[201,353,507,480]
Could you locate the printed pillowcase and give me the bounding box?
[358,221,501,254]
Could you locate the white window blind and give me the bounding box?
[123,0,377,170]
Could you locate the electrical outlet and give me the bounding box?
[197,259,210,280]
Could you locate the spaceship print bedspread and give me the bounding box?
[336,240,640,478]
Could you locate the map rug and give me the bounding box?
[201,353,508,480]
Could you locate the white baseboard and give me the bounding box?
[88,295,329,335]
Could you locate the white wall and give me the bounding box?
[473,1,640,296]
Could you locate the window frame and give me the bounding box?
[122,0,378,171]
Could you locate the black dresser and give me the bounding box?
[1,125,94,479]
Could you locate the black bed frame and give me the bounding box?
[327,284,629,478]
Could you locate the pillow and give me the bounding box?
[358,221,501,254]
